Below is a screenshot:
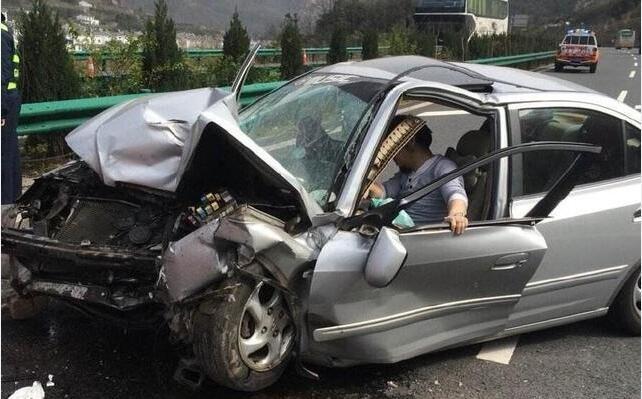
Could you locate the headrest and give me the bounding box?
[456,129,491,158]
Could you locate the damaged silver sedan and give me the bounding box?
[2,48,640,391]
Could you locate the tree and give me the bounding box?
[141,0,184,91]
[17,0,80,103]
[388,23,416,55]
[327,24,348,64]
[280,13,304,79]
[223,9,250,62]
[362,28,379,60]
[415,30,436,58]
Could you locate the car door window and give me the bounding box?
[514,108,625,196]
[361,97,495,223]
[625,123,641,175]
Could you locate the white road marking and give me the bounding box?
[417,110,470,117]
[399,102,433,114]
[476,336,520,365]
[630,71,637,78]
[617,90,628,102]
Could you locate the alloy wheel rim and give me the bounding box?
[634,272,641,318]
[238,282,294,372]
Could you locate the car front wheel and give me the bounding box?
[192,277,295,391]
[611,267,641,335]
[589,63,597,73]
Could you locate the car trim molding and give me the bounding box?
[501,307,609,336]
[312,294,520,342]
[523,265,628,296]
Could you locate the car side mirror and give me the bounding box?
[364,227,407,288]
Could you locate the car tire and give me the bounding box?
[589,64,597,73]
[192,276,295,391]
[554,62,562,72]
[610,267,641,335]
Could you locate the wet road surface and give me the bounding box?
[1,299,639,399]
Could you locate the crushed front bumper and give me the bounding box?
[1,228,160,310]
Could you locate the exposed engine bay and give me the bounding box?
[17,124,306,249]
[2,125,313,313]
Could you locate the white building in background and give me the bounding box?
[76,14,100,26]
[69,33,129,51]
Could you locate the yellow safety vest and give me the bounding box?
[1,22,20,91]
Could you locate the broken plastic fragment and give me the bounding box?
[370,198,415,229]
[8,381,45,399]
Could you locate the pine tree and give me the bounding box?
[223,9,250,62]
[362,29,379,60]
[327,24,348,64]
[388,23,416,55]
[416,30,436,58]
[17,0,80,102]
[280,13,304,80]
[141,0,183,91]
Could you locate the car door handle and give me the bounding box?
[633,208,641,223]
[492,253,529,271]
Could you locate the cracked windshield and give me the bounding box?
[239,74,385,206]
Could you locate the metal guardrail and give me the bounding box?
[468,51,556,66]
[18,81,285,135]
[72,47,367,61]
[18,51,556,136]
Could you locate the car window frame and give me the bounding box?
[349,93,503,221]
[334,82,487,219]
[624,121,641,176]
[340,141,601,232]
[507,101,640,199]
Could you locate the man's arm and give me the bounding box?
[365,171,403,199]
[444,198,468,235]
[366,182,386,199]
[436,160,469,235]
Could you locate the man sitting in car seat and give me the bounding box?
[367,115,469,235]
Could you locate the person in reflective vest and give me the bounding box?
[1,13,22,204]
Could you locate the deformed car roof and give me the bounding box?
[318,55,596,95]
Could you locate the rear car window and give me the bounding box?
[513,108,625,196]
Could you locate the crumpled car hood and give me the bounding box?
[65,88,322,219]
[67,88,225,192]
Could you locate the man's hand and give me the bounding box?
[445,198,468,235]
[364,182,385,199]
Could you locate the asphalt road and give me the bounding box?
[1,300,639,399]
[541,47,641,110]
[2,49,641,399]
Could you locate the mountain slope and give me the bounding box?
[2,0,319,34]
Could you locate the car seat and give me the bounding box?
[445,126,491,221]
[577,115,622,182]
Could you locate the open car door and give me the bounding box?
[307,141,601,365]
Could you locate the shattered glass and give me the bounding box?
[239,74,386,207]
